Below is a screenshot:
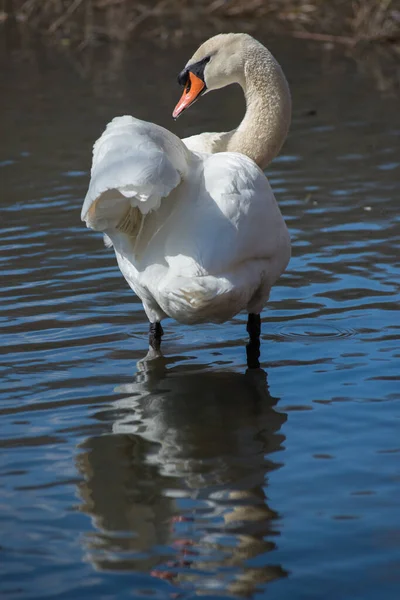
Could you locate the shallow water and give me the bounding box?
[1,35,399,599]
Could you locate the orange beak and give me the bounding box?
[172,72,205,119]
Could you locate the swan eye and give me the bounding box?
[178,56,210,88]
[193,56,210,76]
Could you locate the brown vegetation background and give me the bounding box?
[1,0,399,50]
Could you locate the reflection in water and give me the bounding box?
[77,365,288,596]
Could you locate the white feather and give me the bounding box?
[81,34,292,327]
[82,120,290,324]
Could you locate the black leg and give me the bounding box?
[149,321,164,352]
[246,313,261,369]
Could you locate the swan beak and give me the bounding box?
[173,72,205,119]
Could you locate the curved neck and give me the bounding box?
[225,48,291,170]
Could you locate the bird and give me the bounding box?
[81,33,291,368]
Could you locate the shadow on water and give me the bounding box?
[77,364,288,597]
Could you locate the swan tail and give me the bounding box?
[158,260,271,324]
[159,275,236,324]
[81,116,189,234]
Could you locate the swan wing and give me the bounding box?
[81,116,190,233]
[154,151,290,322]
[165,151,290,276]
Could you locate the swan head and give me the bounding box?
[173,33,253,119]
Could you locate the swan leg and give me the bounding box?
[149,321,164,352]
[246,313,261,369]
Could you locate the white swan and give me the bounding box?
[81,33,291,365]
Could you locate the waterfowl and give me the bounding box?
[81,33,291,366]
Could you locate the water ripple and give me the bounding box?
[1,37,399,600]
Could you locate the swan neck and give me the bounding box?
[227,48,291,170]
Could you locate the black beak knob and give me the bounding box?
[177,68,189,87]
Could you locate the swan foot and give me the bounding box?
[149,321,164,352]
[246,313,261,369]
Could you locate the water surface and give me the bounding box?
[1,36,399,599]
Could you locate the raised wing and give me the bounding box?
[169,151,290,275]
[81,116,190,234]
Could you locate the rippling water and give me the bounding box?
[1,36,399,599]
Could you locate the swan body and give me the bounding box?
[81,33,291,356]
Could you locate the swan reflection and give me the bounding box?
[77,364,288,596]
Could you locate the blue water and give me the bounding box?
[1,37,399,599]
